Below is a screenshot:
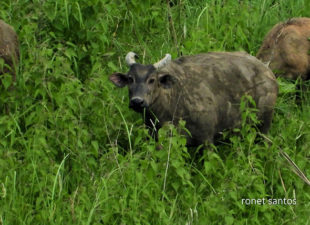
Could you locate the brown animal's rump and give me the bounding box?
[257,17,310,80]
[0,20,19,81]
[110,52,278,146]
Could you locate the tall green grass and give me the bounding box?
[0,0,309,224]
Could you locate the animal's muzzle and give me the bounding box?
[129,97,147,112]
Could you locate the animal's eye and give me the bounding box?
[128,76,134,84]
[148,78,155,84]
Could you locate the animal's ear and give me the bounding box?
[159,74,176,89]
[109,73,128,88]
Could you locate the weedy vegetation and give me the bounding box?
[0,0,310,224]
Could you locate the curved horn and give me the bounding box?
[125,52,138,66]
[153,54,171,70]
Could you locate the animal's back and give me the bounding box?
[257,17,310,80]
[174,52,276,98]
[0,20,19,79]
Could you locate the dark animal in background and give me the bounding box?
[257,17,310,80]
[0,19,19,80]
[110,51,278,146]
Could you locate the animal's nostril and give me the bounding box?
[130,97,145,108]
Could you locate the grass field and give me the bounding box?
[0,0,310,224]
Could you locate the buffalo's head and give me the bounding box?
[109,52,176,112]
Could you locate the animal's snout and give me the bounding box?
[129,97,146,111]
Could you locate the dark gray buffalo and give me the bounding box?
[110,52,278,146]
[0,20,19,80]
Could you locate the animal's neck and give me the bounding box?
[150,86,184,125]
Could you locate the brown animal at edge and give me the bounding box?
[110,52,278,146]
[0,19,19,81]
[257,17,310,80]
